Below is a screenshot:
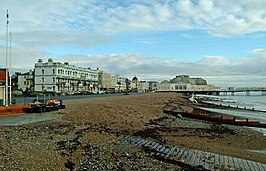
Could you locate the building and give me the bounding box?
[148,81,158,92]
[139,81,158,92]
[157,75,212,92]
[0,69,8,106]
[114,75,127,92]
[139,81,149,92]
[17,70,34,91]
[98,71,116,92]
[0,68,7,86]
[131,76,139,92]
[11,72,21,91]
[34,58,100,94]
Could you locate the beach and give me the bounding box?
[0,92,265,170]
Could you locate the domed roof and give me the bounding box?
[161,80,170,83]
[132,76,138,81]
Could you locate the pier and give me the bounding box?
[159,87,266,96]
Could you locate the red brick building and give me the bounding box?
[0,68,8,86]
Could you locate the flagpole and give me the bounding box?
[9,31,12,105]
[5,9,9,106]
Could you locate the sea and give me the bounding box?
[197,91,266,135]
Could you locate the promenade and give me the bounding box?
[119,135,266,171]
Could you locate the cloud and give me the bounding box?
[0,45,49,72]
[53,50,266,87]
[0,1,266,88]
[3,0,266,36]
[88,0,266,36]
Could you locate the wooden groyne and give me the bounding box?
[164,109,266,128]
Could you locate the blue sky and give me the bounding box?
[1,0,266,87]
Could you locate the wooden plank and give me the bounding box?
[250,161,262,171]
[237,158,245,169]
[159,146,166,153]
[156,144,163,151]
[231,157,240,170]
[179,149,188,161]
[198,151,205,167]
[214,153,220,166]
[242,159,251,171]
[219,154,224,168]
[133,139,142,146]
[261,164,266,171]
[134,139,143,145]
[118,135,126,141]
[176,148,186,159]
[143,141,152,147]
[137,139,148,147]
[163,146,171,155]
[171,147,180,156]
[246,160,258,171]
[223,155,229,169]
[182,149,194,164]
[208,153,215,171]
[187,150,198,165]
[203,152,211,170]
[120,136,266,171]
[165,146,176,158]
[129,137,137,145]
[227,156,235,169]
[256,162,266,171]
[123,137,129,144]
[194,150,202,166]
[150,142,160,149]
[147,141,155,148]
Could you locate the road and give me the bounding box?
[13,92,143,105]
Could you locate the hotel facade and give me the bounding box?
[34,59,100,94]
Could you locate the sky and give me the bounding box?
[1,0,266,88]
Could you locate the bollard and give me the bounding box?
[246,118,248,122]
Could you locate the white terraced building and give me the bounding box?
[34,58,100,94]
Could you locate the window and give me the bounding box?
[42,69,44,74]
[53,77,55,83]
[58,69,60,74]
[53,69,55,74]
[24,81,26,85]
[42,77,45,83]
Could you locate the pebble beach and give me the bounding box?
[0,92,265,170]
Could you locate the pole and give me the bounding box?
[9,31,12,105]
[5,9,9,106]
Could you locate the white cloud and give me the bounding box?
[0,45,49,72]
[0,1,266,88]
[51,50,266,87]
[1,0,266,38]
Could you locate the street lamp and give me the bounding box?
[5,10,9,106]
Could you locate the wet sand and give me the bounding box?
[0,92,265,170]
